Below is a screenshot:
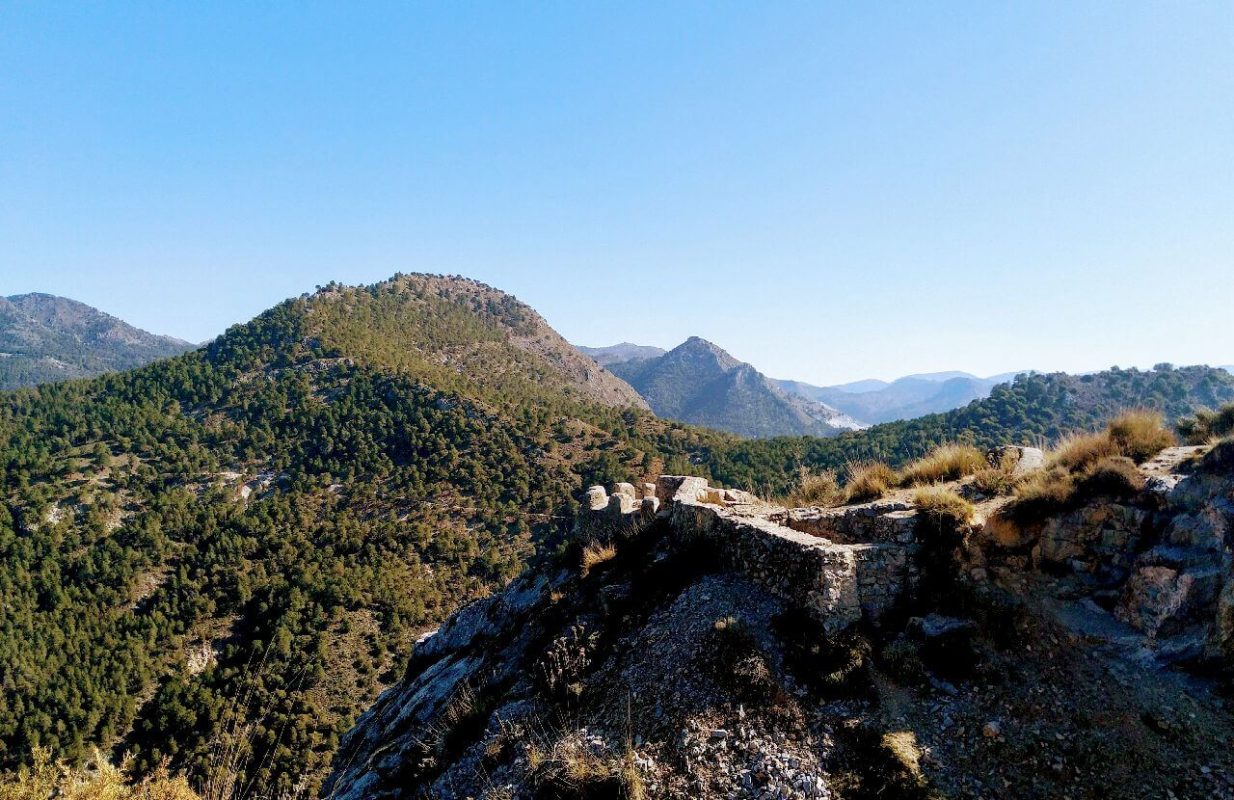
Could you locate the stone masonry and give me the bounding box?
[577,475,921,632]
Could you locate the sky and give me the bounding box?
[2,3,1231,385]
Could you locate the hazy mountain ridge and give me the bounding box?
[577,342,667,366]
[777,372,1026,425]
[607,336,863,438]
[584,339,1029,425]
[0,293,195,389]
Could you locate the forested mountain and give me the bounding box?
[0,294,194,389]
[708,364,1234,496]
[608,336,863,438]
[0,274,721,795]
[2,274,1230,797]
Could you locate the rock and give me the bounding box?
[586,485,608,510]
[983,720,1002,739]
[988,445,1045,476]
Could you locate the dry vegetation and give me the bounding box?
[844,461,899,503]
[0,750,199,800]
[898,444,986,487]
[911,487,975,526]
[1005,410,1173,522]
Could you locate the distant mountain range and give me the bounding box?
[0,293,195,389]
[577,342,667,366]
[581,339,1030,429]
[601,336,863,438]
[776,370,1029,425]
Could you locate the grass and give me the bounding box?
[912,487,975,526]
[899,444,986,486]
[1003,411,1172,522]
[844,461,898,503]
[0,748,200,800]
[1050,431,1120,471]
[580,541,617,575]
[788,468,844,507]
[1107,409,1176,463]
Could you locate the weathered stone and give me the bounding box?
[587,485,608,511]
[987,445,1044,476]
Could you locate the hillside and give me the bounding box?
[0,293,195,389]
[325,435,1234,799]
[609,337,863,438]
[706,365,1234,496]
[0,274,719,795]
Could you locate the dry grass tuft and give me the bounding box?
[1107,409,1175,463]
[788,468,844,508]
[580,541,617,575]
[0,748,201,800]
[900,444,987,486]
[1049,432,1119,471]
[912,486,975,526]
[844,461,898,503]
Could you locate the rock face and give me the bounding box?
[325,450,1234,800]
[323,476,933,799]
[970,446,1234,664]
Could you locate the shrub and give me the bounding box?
[1177,403,1234,444]
[899,444,986,486]
[845,461,897,503]
[1076,456,1145,499]
[970,466,1017,497]
[912,487,975,526]
[1107,409,1175,463]
[1004,467,1077,521]
[788,468,843,507]
[710,616,780,703]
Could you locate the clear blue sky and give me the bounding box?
[2,3,1231,384]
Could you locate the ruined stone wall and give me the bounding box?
[578,475,921,631]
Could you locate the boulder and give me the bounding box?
[987,445,1045,476]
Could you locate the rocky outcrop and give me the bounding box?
[970,446,1234,664]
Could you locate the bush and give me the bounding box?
[1177,403,1234,444]
[1005,467,1077,521]
[1076,456,1145,499]
[788,468,843,507]
[1107,409,1175,463]
[970,466,1017,497]
[899,444,986,486]
[845,461,897,503]
[912,487,975,526]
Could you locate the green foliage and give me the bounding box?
[0,277,724,795]
[1177,402,1234,444]
[700,366,1232,496]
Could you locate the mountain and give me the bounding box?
[777,371,1029,425]
[0,274,723,795]
[577,342,667,366]
[608,336,864,438]
[0,293,195,389]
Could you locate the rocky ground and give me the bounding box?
[325,448,1234,799]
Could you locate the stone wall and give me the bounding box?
[578,476,921,631]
